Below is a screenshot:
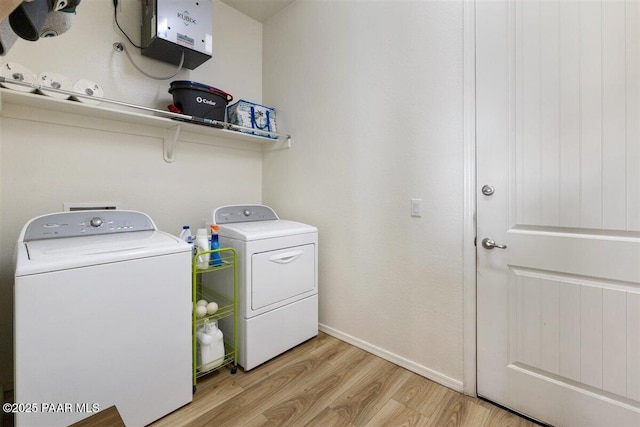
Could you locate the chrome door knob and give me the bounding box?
[482,238,507,249]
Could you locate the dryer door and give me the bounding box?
[251,244,316,310]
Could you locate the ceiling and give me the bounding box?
[220,0,296,22]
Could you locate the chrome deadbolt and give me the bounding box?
[482,238,507,250]
[481,185,495,196]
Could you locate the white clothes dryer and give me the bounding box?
[14,210,192,427]
[213,205,318,370]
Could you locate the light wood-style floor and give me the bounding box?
[151,332,537,427]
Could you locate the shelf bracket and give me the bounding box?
[164,125,181,163]
[265,134,292,151]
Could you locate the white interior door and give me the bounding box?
[476,1,640,426]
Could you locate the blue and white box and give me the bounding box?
[226,100,277,139]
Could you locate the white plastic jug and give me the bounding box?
[196,320,224,371]
[195,228,210,269]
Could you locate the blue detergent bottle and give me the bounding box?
[210,225,222,266]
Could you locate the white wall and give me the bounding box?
[0,0,263,388]
[262,0,465,387]
[1,0,468,392]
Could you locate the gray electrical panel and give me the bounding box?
[141,0,213,70]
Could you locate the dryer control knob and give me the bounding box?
[90,217,103,227]
[243,209,251,216]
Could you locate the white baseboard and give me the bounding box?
[319,323,463,393]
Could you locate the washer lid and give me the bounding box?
[16,230,190,276]
[24,230,181,261]
[217,220,317,241]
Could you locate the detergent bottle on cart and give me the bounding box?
[195,228,210,269]
[210,225,222,266]
[197,320,224,371]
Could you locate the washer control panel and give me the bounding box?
[214,205,279,224]
[23,210,156,241]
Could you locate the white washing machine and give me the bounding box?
[213,205,318,370]
[14,210,192,427]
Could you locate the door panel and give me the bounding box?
[511,0,640,231]
[509,268,640,398]
[477,0,640,425]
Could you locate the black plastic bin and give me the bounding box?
[168,80,233,123]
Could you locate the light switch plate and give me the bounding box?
[411,198,422,217]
